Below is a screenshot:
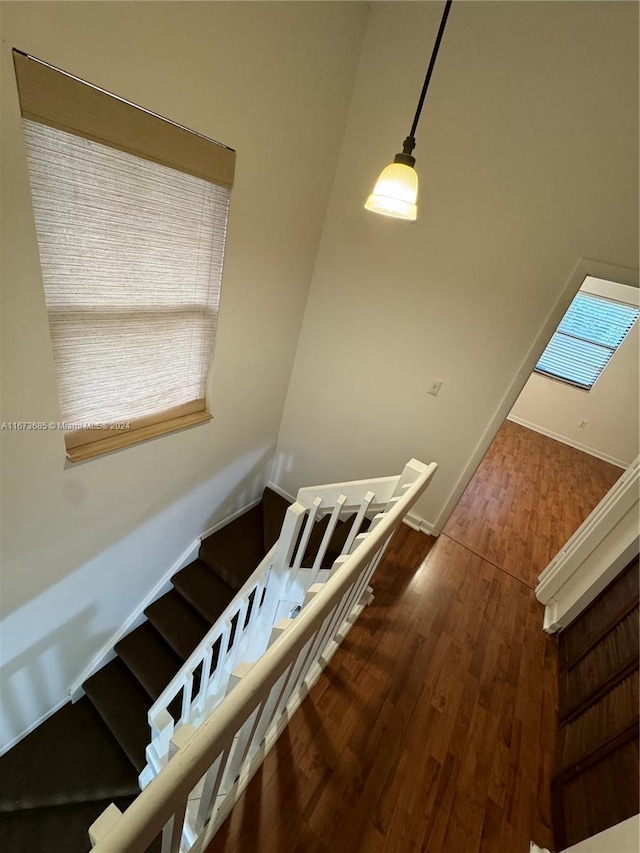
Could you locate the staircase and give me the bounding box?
[0,459,437,853]
[0,487,292,853]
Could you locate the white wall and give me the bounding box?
[509,277,639,468]
[560,816,640,853]
[273,1,639,532]
[0,1,368,747]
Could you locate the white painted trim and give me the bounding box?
[558,815,640,853]
[70,498,266,699]
[266,480,295,503]
[432,258,639,536]
[69,538,201,700]
[577,260,639,291]
[403,512,435,536]
[581,275,640,304]
[199,497,262,541]
[506,414,628,469]
[267,481,434,536]
[0,695,69,757]
[537,457,638,591]
[192,600,366,852]
[87,462,437,852]
[536,456,639,632]
[268,483,435,535]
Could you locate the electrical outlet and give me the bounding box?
[428,379,443,397]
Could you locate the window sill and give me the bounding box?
[66,409,213,463]
[533,368,593,391]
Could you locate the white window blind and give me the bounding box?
[14,51,235,461]
[535,292,640,390]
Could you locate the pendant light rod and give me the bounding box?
[401,0,453,157]
[365,0,454,220]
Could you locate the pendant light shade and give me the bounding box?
[365,0,453,222]
[365,161,418,221]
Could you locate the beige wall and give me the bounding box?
[560,816,640,853]
[0,1,368,746]
[1,0,638,751]
[509,330,639,469]
[509,273,639,468]
[273,1,639,531]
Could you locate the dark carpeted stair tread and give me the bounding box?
[302,512,369,569]
[199,503,265,591]
[322,512,366,566]
[145,589,211,661]
[115,622,183,702]
[301,515,340,568]
[0,488,299,852]
[0,795,162,853]
[172,559,235,624]
[306,514,331,567]
[83,658,152,772]
[262,487,292,553]
[0,697,139,813]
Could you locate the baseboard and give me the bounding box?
[69,537,201,700]
[403,512,435,536]
[70,498,263,699]
[506,415,628,469]
[0,696,69,757]
[199,497,262,540]
[266,480,296,503]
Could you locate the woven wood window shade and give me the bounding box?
[13,51,235,462]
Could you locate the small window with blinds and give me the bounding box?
[535,290,639,390]
[13,50,235,462]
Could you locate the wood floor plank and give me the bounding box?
[206,423,592,852]
[443,420,623,587]
[205,527,557,853]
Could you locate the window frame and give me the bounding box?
[13,50,235,462]
[534,276,640,392]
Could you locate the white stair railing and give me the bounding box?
[92,458,437,853]
[140,546,279,787]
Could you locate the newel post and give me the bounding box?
[260,502,307,627]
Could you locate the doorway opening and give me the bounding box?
[440,260,639,592]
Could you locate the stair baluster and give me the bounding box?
[86,459,437,853]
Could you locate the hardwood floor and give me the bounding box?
[205,421,623,852]
[444,420,623,588]
[206,527,557,853]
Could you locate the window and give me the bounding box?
[535,279,640,390]
[13,50,235,461]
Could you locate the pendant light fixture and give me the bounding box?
[365,0,453,221]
